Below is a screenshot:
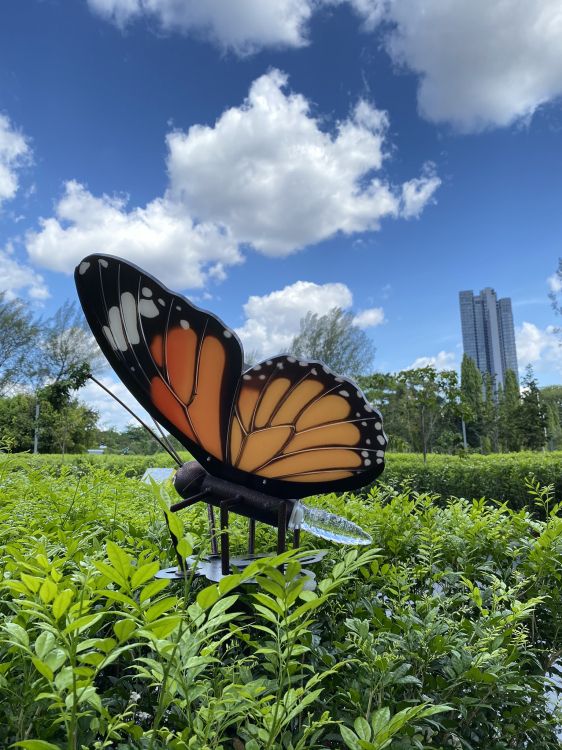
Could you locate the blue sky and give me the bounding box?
[2,0,562,427]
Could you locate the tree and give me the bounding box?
[480,373,499,452]
[31,301,105,453]
[39,301,104,384]
[520,365,546,451]
[358,372,411,452]
[290,307,375,378]
[396,367,460,462]
[460,354,483,448]
[540,385,562,450]
[0,292,39,395]
[498,369,522,452]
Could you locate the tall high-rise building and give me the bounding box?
[459,287,518,387]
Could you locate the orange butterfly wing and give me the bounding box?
[227,356,386,497]
[75,254,243,467]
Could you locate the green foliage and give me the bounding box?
[520,365,547,451]
[0,291,40,395]
[1,457,562,747]
[290,307,375,379]
[0,395,97,454]
[460,354,483,449]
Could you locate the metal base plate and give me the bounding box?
[156,550,327,587]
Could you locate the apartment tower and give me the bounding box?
[459,287,518,387]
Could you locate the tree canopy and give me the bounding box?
[290,307,375,378]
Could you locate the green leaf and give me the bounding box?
[176,537,192,559]
[52,590,73,620]
[63,613,103,634]
[13,741,62,750]
[106,540,131,581]
[144,596,178,622]
[354,717,371,742]
[44,649,66,673]
[142,615,181,638]
[4,622,29,648]
[196,585,220,610]
[31,657,54,681]
[340,725,361,750]
[131,561,160,589]
[39,579,58,604]
[21,574,41,593]
[34,631,56,660]
[114,619,136,642]
[140,579,169,603]
[371,707,391,736]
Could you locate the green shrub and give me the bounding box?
[2,457,562,748]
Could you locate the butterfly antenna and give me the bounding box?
[151,417,183,466]
[88,375,182,467]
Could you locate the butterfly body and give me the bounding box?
[172,459,295,528]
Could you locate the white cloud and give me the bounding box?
[407,350,457,371]
[27,71,439,284]
[168,70,439,256]
[87,0,314,53]
[0,243,49,301]
[235,279,383,360]
[548,272,562,294]
[376,0,562,132]
[401,166,441,219]
[26,180,242,289]
[0,114,31,207]
[516,321,562,374]
[79,372,152,431]
[353,307,385,328]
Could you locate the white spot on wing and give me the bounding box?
[375,422,382,430]
[79,261,90,275]
[107,306,128,351]
[365,459,372,466]
[377,435,385,445]
[287,357,296,363]
[158,298,165,306]
[253,364,261,371]
[339,390,350,397]
[142,287,152,298]
[139,299,159,318]
[99,259,108,268]
[102,325,117,350]
[120,292,140,345]
[180,320,190,329]
[243,374,252,380]
[223,330,232,338]
[361,451,369,457]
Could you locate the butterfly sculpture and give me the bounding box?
[75,254,387,575]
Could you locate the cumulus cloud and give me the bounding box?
[235,279,383,360]
[407,350,457,371]
[377,0,562,131]
[26,180,242,289]
[168,70,439,256]
[0,114,31,207]
[79,372,152,430]
[27,71,439,284]
[0,244,49,301]
[87,0,314,53]
[516,321,562,374]
[87,1,562,132]
[353,307,385,328]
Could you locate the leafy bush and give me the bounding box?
[1,457,562,747]
[4,451,562,511]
